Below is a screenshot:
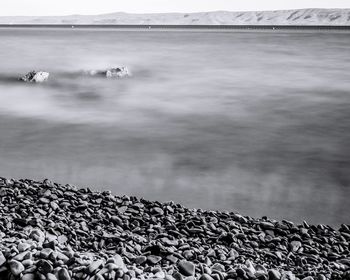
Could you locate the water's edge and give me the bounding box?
[1,24,350,30]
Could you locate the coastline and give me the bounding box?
[1,24,350,30]
[0,177,349,279]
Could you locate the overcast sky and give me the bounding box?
[1,0,349,16]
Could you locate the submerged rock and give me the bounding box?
[86,66,130,78]
[20,71,50,83]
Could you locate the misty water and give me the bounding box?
[0,28,349,226]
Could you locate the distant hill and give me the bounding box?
[1,9,350,25]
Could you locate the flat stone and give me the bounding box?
[13,251,30,261]
[268,269,282,280]
[281,271,295,280]
[260,222,275,230]
[135,256,147,265]
[21,273,36,280]
[199,274,215,280]
[88,259,104,274]
[18,242,31,252]
[40,248,53,258]
[211,263,225,273]
[58,235,68,244]
[47,273,58,280]
[148,255,162,265]
[0,251,6,266]
[30,228,45,243]
[38,259,53,274]
[290,240,302,252]
[178,260,195,276]
[111,254,126,270]
[58,268,71,280]
[8,260,25,276]
[152,207,164,216]
[39,197,50,204]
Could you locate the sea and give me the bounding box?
[0,27,349,226]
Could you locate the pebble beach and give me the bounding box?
[0,178,349,280]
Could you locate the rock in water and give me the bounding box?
[20,71,49,83]
[86,67,130,78]
[32,71,50,82]
[106,67,130,78]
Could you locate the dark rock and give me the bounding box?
[135,256,147,265]
[268,269,281,280]
[199,274,215,280]
[58,268,71,280]
[178,260,195,276]
[38,259,53,274]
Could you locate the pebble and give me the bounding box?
[178,260,195,276]
[0,178,349,280]
[88,260,104,274]
[8,260,25,276]
[199,274,214,280]
[135,256,147,265]
[30,228,45,243]
[0,252,6,266]
[21,273,36,280]
[58,268,71,280]
[268,269,282,280]
[147,255,162,265]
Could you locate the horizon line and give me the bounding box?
[1,7,350,18]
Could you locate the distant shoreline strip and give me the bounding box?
[1,24,350,30]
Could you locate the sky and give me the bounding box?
[1,0,349,16]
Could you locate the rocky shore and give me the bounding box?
[0,178,349,280]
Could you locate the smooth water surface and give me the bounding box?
[0,28,349,226]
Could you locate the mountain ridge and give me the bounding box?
[1,9,350,25]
